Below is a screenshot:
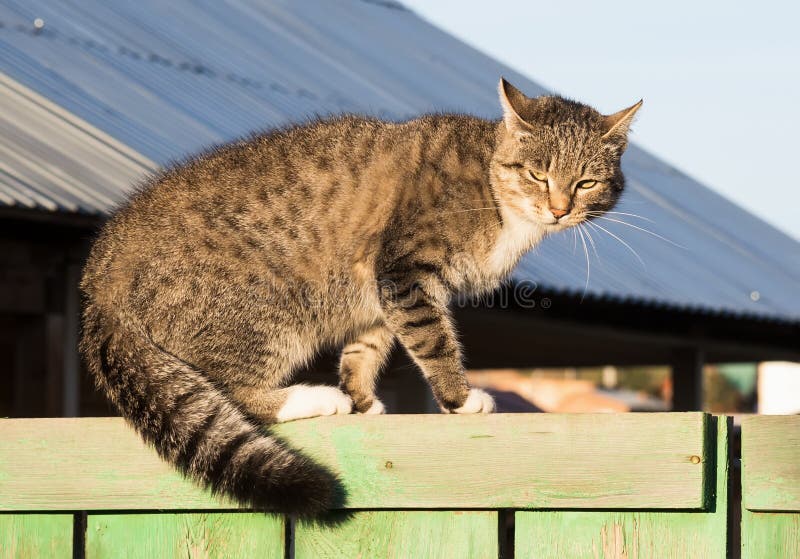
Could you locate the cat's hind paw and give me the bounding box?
[452,388,495,414]
[276,385,353,422]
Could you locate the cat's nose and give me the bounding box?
[550,208,570,219]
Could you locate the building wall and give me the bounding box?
[0,218,105,416]
[758,361,800,414]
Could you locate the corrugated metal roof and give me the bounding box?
[0,73,155,214]
[0,0,798,323]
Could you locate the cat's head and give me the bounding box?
[490,78,641,230]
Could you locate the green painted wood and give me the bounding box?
[85,513,284,558]
[295,511,497,558]
[0,418,230,511]
[277,413,709,509]
[515,416,730,559]
[741,511,800,559]
[516,512,725,559]
[741,416,800,558]
[0,514,73,559]
[0,414,709,510]
[741,415,800,511]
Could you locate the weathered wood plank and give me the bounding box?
[295,511,497,559]
[277,412,708,509]
[516,512,726,559]
[0,418,230,510]
[742,415,800,511]
[0,514,73,558]
[0,414,708,510]
[85,513,284,558]
[741,416,800,558]
[515,416,730,558]
[741,511,800,559]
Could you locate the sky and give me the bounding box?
[402,0,800,241]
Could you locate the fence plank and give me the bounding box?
[516,512,725,559]
[0,417,229,511]
[84,513,284,558]
[515,416,729,559]
[741,415,800,511]
[0,414,708,510]
[295,511,497,559]
[741,512,800,559]
[278,413,709,510]
[741,415,800,558]
[0,514,73,559]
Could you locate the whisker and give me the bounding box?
[576,225,591,302]
[586,220,647,269]
[592,216,686,249]
[580,223,600,262]
[586,210,655,223]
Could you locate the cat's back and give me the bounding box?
[122,114,391,217]
[82,115,404,303]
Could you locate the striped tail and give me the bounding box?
[80,309,334,516]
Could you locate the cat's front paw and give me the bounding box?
[452,388,495,414]
[361,398,386,415]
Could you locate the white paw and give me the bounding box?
[452,388,495,414]
[362,399,386,415]
[276,385,353,422]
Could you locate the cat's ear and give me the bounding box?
[498,78,535,135]
[601,100,643,142]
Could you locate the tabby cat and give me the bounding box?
[80,79,641,515]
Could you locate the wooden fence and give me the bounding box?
[0,413,797,558]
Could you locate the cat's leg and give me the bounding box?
[338,324,395,414]
[208,338,353,423]
[378,276,495,414]
[232,384,353,423]
[190,283,354,424]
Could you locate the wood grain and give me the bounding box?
[295,511,497,559]
[516,511,725,559]
[0,418,229,511]
[0,514,73,559]
[741,415,800,511]
[515,416,730,559]
[278,412,710,509]
[741,416,800,558]
[85,513,284,558]
[741,511,800,559]
[0,414,709,511]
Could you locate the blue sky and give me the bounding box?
[403,0,800,241]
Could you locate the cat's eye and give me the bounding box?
[577,180,598,190]
[527,169,547,182]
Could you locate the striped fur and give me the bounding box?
[79,79,639,514]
